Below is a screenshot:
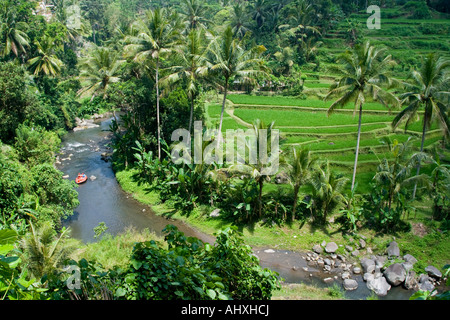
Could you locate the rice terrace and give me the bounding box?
[0,0,449,309]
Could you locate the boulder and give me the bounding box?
[325,242,338,253]
[323,277,334,284]
[374,255,387,268]
[387,241,400,258]
[383,263,406,286]
[425,265,442,279]
[312,244,323,254]
[404,270,418,290]
[418,274,435,292]
[353,267,361,275]
[403,254,418,265]
[341,271,351,280]
[343,279,358,291]
[360,258,376,274]
[366,274,391,296]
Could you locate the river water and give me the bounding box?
[57,116,412,300]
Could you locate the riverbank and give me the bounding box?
[113,165,449,299]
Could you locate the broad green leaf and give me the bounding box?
[0,230,18,245]
[0,244,14,255]
[132,259,142,270]
[206,289,216,299]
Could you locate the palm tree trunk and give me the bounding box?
[156,57,161,160]
[188,96,194,134]
[292,185,300,222]
[412,111,427,199]
[259,178,263,218]
[217,77,229,140]
[351,103,363,191]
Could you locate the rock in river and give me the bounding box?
[383,263,406,286]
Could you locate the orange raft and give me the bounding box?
[75,173,88,184]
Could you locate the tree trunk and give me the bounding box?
[412,111,427,199]
[292,185,300,222]
[188,96,194,134]
[156,57,161,160]
[258,178,263,218]
[217,78,229,145]
[351,103,363,191]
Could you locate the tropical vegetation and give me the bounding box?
[0,0,448,302]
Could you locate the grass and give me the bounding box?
[227,94,397,111]
[73,227,164,269]
[233,107,395,127]
[272,283,345,300]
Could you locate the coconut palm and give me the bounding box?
[374,137,430,212]
[207,26,267,141]
[391,53,450,199]
[161,28,209,134]
[229,3,251,39]
[226,119,279,218]
[0,2,29,59]
[325,41,400,191]
[77,46,124,100]
[309,161,348,225]
[285,147,317,221]
[27,35,64,77]
[124,8,181,160]
[180,0,212,31]
[19,222,77,280]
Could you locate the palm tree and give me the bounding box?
[161,28,209,134]
[19,222,77,280]
[374,137,430,212]
[181,0,212,31]
[208,26,267,141]
[285,147,317,221]
[229,3,251,39]
[27,35,64,77]
[309,161,348,225]
[325,41,399,191]
[227,119,279,219]
[77,46,124,100]
[124,8,181,160]
[250,0,267,30]
[0,2,29,59]
[391,53,449,199]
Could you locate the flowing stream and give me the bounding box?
[57,116,412,300]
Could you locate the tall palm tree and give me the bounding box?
[180,0,212,31]
[325,41,399,191]
[161,28,209,134]
[208,26,267,141]
[285,147,317,221]
[391,53,449,199]
[77,46,124,100]
[250,0,267,30]
[229,3,251,39]
[27,35,64,77]
[124,8,181,160]
[0,2,29,59]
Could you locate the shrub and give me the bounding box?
[116,225,280,300]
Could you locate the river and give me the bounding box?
[56,116,412,300]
